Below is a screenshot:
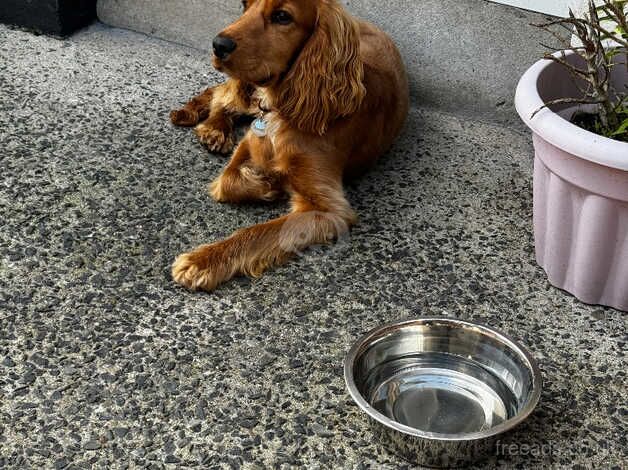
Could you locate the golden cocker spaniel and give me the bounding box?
[170,0,409,291]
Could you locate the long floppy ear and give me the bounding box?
[275,0,366,135]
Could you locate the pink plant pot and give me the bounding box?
[515,52,628,312]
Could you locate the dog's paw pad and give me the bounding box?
[170,109,198,127]
[172,247,228,292]
[208,178,227,202]
[195,125,235,154]
[172,252,210,291]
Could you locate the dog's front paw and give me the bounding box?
[170,108,199,127]
[195,123,235,154]
[209,176,229,203]
[209,167,281,203]
[172,244,233,292]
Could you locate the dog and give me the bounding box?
[170,0,409,291]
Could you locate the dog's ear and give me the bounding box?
[275,0,366,135]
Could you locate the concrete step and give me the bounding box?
[97,0,555,125]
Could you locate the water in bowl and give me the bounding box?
[367,352,519,435]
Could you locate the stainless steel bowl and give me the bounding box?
[344,318,542,468]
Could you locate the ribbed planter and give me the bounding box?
[515,52,628,312]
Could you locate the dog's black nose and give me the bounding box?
[213,35,237,60]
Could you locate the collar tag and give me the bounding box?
[251,117,267,137]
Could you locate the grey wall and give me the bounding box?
[97,0,555,123]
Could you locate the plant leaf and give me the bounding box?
[610,118,628,135]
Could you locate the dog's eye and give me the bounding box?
[271,10,293,25]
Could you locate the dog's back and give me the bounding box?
[332,19,409,176]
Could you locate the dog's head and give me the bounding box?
[213,0,366,135]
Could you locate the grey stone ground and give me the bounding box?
[0,23,626,470]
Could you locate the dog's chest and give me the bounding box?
[248,111,286,173]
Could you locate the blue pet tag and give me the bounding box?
[251,117,267,137]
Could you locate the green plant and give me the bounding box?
[533,0,628,142]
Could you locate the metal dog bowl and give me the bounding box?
[344,318,542,468]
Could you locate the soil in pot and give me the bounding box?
[571,111,628,143]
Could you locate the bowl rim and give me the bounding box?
[343,317,543,442]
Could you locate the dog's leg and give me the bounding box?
[172,156,356,291]
[194,109,237,154]
[170,79,254,153]
[170,87,214,127]
[209,139,282,203]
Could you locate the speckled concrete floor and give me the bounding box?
[0,23,625,470]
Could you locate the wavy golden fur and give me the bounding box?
[170,0,409,291]
[274,0,366,135]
